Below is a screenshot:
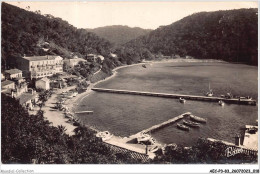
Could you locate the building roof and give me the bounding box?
[17,93,37,105]
[110,53,117,58]
[64,58,86,63]
[13,77,24,80]
[59,74,78,79]
[1,80,14,87]
[22,55,62,61]
[1,88,12,94]
[5,69,22,75]
[77,58,87,62]
[37,77,50,83]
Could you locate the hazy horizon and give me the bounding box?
[6,1,258,30]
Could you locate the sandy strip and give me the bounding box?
[29,86,77,136]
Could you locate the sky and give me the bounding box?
[6,1,258,30]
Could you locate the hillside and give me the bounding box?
[1,2,112,70]
[86,25,152,45]
[125,9,258,65]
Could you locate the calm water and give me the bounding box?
[75,61,258,146]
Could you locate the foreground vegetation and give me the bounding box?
[1,94,139,164]
[152,138,257,164]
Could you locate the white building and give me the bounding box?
[36,77,50,90]
[16,55,63,79]
[4,69,23,79]
[63,58,87,68]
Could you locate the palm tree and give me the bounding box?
[57,125,67,135]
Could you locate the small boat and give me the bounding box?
[246,96,253,100]
[149,145,160,153]
[96,131,110,138]
[225,92,233,99]
[206,90,213,97]
[96,131,113,141]
[167,143,177,150]
[190,115,207,123]
[137,132,151,144]
[162,143,177,154]
[218,100,224,106]
[177,123,190,131]
[183,120,200,128]
[179,97,186,103]
[102,134,113,141]
[206,83,213,96]
[75,111,94,114]
[142,64,147,68]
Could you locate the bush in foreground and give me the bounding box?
[1,94,139,164]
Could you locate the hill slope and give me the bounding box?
[1,2,113,70]
[125,9,258,65]
[86,25,152,45]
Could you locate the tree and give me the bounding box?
[37,90,49,109]
[57,125,67,135]
[2,94,140,164]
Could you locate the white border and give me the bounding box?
[0,0,259,174]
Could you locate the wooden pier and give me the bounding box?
[92,88,257,106]
[141,112,190,134]
[128,112,190,143]
[75,111,94,114]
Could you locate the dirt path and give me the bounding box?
[30,86,77,136]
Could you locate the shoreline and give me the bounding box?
[36,58,226,136]
[65,58,225,132]
[40,58,226,135]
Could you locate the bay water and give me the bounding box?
[75,61,257,146]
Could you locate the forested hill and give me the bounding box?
[1,2,112,70]
[125,9,258,65]
[86,25,152,45]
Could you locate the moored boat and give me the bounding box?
[206,83,213,96]
[137,132,151,144]
[179,97,186,103]
[190,115,207,123]
[218,100,224,106]
[168,143,177,149]
[149,145,161,153]
[177,123,190,131]
[183,120,200,128]
[96,131,113,141]
[206,91,213,97]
